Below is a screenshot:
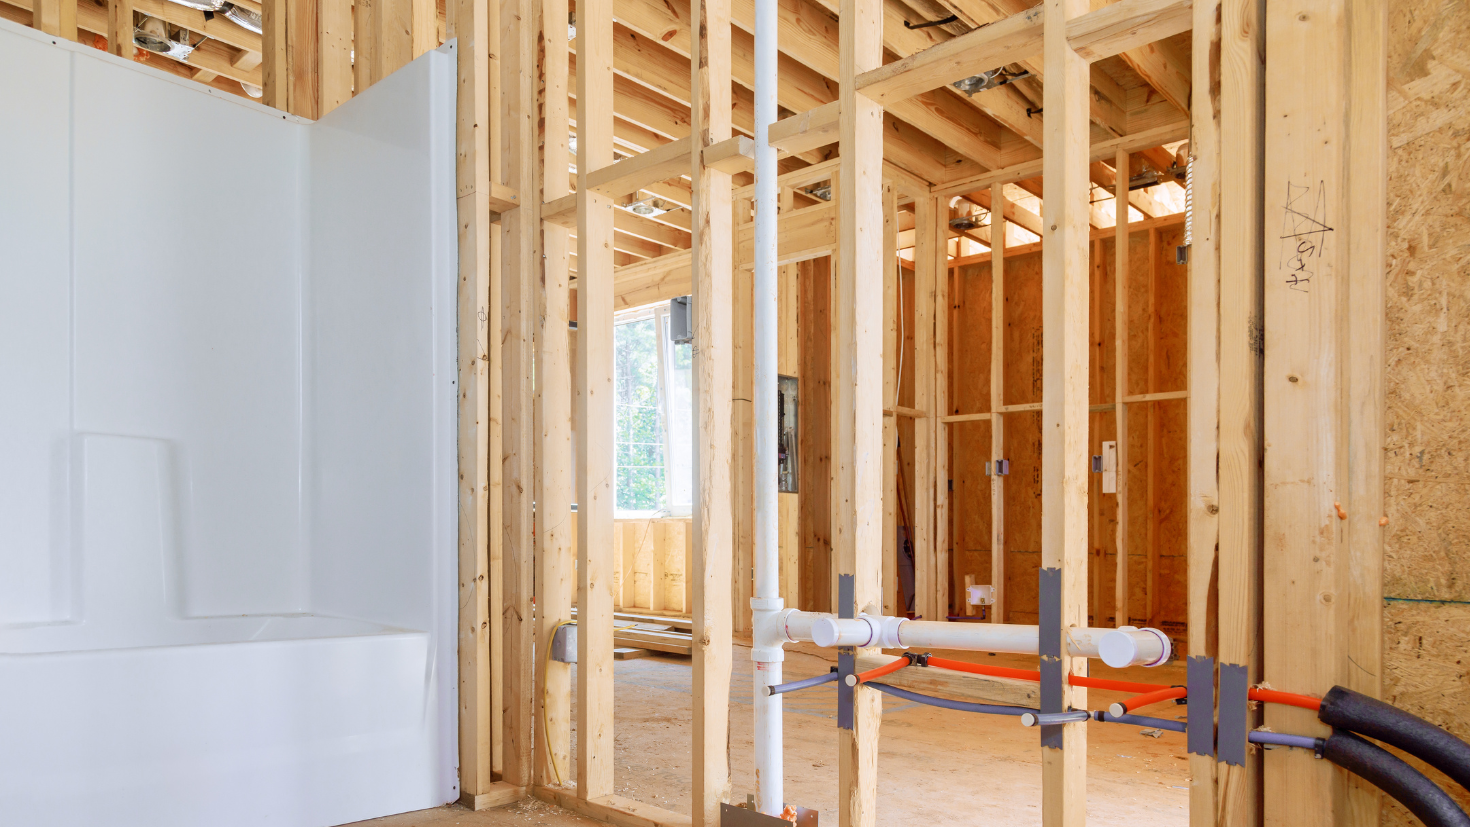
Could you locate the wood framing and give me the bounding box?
[989,183,1006,624]
[779,187,801,609]
[1039,3,1091,827]
[452,0,522,804]
[690,0,735,821]
[31,0,74,39]
[930,199,951,624]
[501,0,537,790]
[1185,0,1221,817]
[1113,149,1131,628]
[536,0,574,790]
[575,0,616,802]
[1261,0,1386,823]
[837,0,884,819]
[883,188,898,617]
[911,184,937,623]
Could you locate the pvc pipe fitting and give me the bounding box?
[750,598,790,663]
[1096,626,1171,669]
[811,616,878,648]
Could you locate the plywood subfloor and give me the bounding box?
[352,640,1189,827]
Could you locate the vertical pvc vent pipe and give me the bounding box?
[750,0,783,815]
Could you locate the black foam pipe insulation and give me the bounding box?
[1321,730,1470,827]
[1320,686,1470,794]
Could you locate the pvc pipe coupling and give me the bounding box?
[811,614,907,649]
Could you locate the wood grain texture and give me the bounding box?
[990,183,1008,624]
[690,0,734,817]
[575,0,616,800]
[500,0,537,788]
[836,0,884,818]
[453,0,497,796]
[1041,0,1091,823]
[535,0,574,784]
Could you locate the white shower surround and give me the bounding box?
[0,20,461,827]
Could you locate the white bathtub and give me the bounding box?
[0,23,461,827]
[0,617,440,827]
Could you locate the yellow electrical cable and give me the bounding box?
[541,619,575,786]
[540,618,644,785]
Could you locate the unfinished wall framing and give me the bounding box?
[19,0,1423,821]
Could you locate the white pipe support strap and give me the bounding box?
[750,597,789,663]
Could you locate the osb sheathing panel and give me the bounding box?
[1385,0,1470,823]
[1382,602,1470,824]
[947,228,1187,636]
[950,262,995,613]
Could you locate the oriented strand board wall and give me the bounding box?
[1384,1,1470,822]
[947,225,1188,643]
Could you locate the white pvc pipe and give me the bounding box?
[805,615,1172,669]
[751,0,782,814]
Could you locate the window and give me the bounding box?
[614,302,692,517]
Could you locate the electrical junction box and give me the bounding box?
[551,623,577,663]
[967,584,995,606]
[669,295,693,344]
[1101,440,1118,494]
[778,375,798,493]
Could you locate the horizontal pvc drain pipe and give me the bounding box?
[808,613,1171,668]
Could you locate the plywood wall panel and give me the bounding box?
[1383,2,1470,822]
[943,227,1187,631]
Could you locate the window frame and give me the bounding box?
[611,302,691,519]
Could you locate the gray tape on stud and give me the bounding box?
[837,573,856,730]
[1217,662,1249,766]
[1186,655,1215,757]
[1038,567,1063,749]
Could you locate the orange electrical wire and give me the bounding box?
[1070,676,1170,694]
[855,656,914,684]
[1116,686,1188,714]
[926,656,1042,683]
[1249,688,1322,712]
[915,657,1323,714]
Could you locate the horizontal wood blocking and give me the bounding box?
[703,135,755,175]
[586,136,692,200]
[855,0,1191,107]
[458,782,528,811]
[544,136,746,224]
[735,204,836,267]
[769,101,839,156]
